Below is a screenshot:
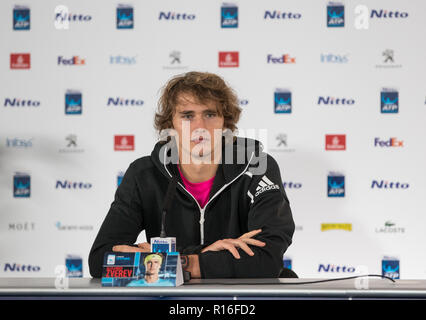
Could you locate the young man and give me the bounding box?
[127,253,175,286]
[89,71,295,279]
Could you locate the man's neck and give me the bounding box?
[179,162,218,183]
[145,274,159,283]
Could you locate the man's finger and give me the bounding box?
[137,243,151,251]
[221,242,240,259]
[239,229,262,239]
[241,238,266,247]
[112,245,145,253]
[229,239,254,256]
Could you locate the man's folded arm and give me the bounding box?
[199,156,295,278]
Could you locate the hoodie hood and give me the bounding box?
[150,135,265,184]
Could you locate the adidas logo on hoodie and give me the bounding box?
[255,175,280,197]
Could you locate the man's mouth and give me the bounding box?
[191,136,209,144]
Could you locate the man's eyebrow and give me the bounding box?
[178,107,218,114]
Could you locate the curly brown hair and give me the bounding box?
[154,71,241,133]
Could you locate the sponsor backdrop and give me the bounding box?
[0,0,425,279]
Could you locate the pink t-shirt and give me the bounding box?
[178,165,215,209]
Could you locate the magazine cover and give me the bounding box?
[101,251,183,287]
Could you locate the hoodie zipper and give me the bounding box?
[163,148,254,245]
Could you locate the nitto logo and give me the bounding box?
[107,97,144,106]
[371,10,408,19]
[264,11,302,19]
[371,180,409,189]
[283,182,302,189]
[318,264,356,273]
[318,96,355,105]
[55,12,92,22]
[56,180,92,189]
[4,98,40,107]
[159,12,196,20]
[4,263,41,272]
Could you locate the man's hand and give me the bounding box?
[112,242,151,252]
[200,229,266,259]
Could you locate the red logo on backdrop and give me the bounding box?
[219,52,239,68]
[114,135,134,151]
[325,134,346,150]
[10,53,31,69]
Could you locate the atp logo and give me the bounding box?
[221,4,238,28]
[13,6,30,30]
[117,5,133,29]
[13,173,31,198]
[328,172,345,197]
[381,89,399,113]
[274,89,292,113]
[327,3,344,27]
[382,258,400,279]
[65,90,82,115]
[66,255,83,278]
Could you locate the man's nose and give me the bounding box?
[191,115,207,131]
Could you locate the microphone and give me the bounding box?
[160,176,177,238]
[151,176,177,253]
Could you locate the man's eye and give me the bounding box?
[206,113,216,118]
[182,114,193,119]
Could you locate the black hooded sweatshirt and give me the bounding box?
[88,136,295,278]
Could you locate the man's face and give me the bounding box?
[145,257,162,275]
[172,93,225,163]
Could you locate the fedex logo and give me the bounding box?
[58,56,85,66]
[374,137,403,147]
[267,54,296,64]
